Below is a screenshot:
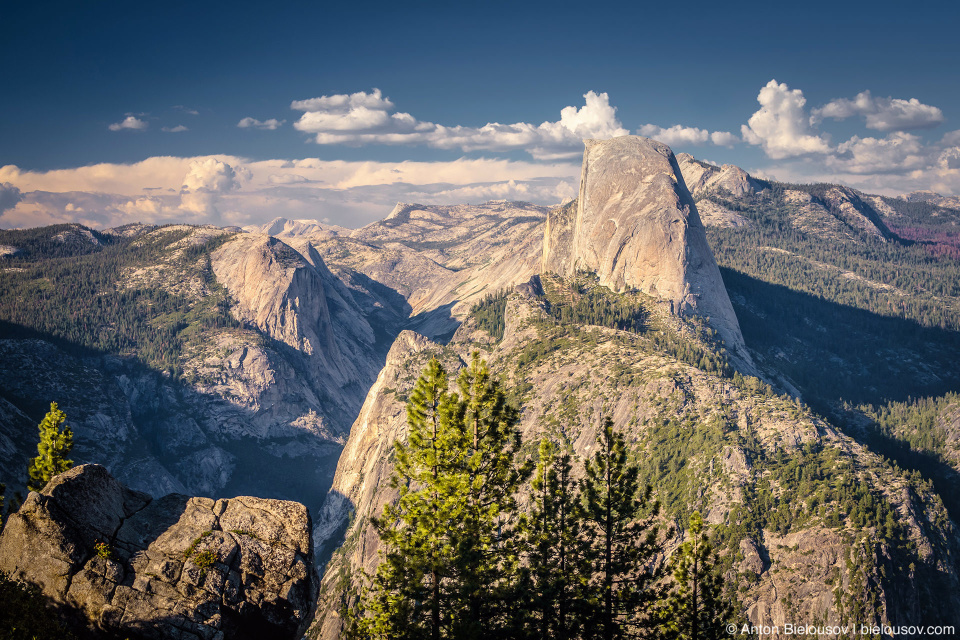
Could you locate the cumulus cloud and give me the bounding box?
[741,80,831,159]
[827,132,928,174]
[637,124,709,145]
[174,106,199,115]
[1,182,23,213]
[180,158,243,221]
[109,116,148,131]
[710,131,740,147]
[635,124,740,149]
[162,125,188,133]
[812,91,944,132]
[0,155,579,229]
[291,89,629,159]
[237,117,284,130]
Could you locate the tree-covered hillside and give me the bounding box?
[0,224,239,375]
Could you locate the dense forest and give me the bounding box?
[0,225,239,375]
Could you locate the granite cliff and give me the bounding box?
[312,283,960,638]
[542,136,749,365]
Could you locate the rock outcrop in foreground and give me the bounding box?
[0,465,317,640]
[542,136,749,364]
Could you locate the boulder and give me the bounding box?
[0,464,317,640]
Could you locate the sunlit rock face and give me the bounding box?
[543,135,749,363]
[0,464,318,640]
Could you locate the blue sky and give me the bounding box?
[2,0,959,229]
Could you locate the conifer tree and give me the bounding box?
[581,417,663,640]
[519,438,587,640]
[453,351,531,638]
[350,354,529,640]
[351,358,466,640]
[660,511,733,640]
[27,402,74,493]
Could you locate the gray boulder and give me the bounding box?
[0,464,317,640]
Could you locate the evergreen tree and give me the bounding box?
[519,438,587,640]
[453,351,531,638]
[581,417,663,640]
[350,354,529,639]
[27,402,73,493]
[660,512,733,640]
[351,358,466,640]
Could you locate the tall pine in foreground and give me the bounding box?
[454,352,532,638]
[660,511,734,640]
[351,358,465,640]
[581,417,664,640]
[519,438,587,640]
[349,354,529,640]
[27,401,74,492]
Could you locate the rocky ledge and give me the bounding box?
[0,464,318,640]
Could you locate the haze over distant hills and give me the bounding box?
[3,136,960,638]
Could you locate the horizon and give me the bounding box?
[3,0,959,230]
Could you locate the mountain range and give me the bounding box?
[2,135,960,638]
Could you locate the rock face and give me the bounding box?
[542,136,749,363]
[676,153,757,197]
[0,464,317,640]
[0,225,388,509]
[313,289,960,638]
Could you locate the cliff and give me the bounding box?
[542,136,749,365]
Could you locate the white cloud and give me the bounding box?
[827,132,928,174]
[741,80,830,159]
[180,158,243,221]
[290,89,629,160]
[0,155,579,230]
[710,131,740,147]
[637,124,708,145]
[633,125,740,148]
[937,147,960,171]
[174,105,199,115]
[812,91,944,132]
[162,125,188,133]
[0,182,23,213]
[268,173,311,185]
[291,88,394,113]
[938,130,960,146]
[237,117,285,130]
[109,116,148,132]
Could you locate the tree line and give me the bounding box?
[346,354,734,640]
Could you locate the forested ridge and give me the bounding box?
[704,189,960,331]
[0,225,239,374]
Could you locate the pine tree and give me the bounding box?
[27,402,74,493]
[453,351,531,638]
[660,512,733,640]
[581,417,663,640]
[350,354,529,639]
[350,358,466,640]
[519,438,587,640]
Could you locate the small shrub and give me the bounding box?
[184,531,212,559]
[94,541,115,560]
[194,549,217,572]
